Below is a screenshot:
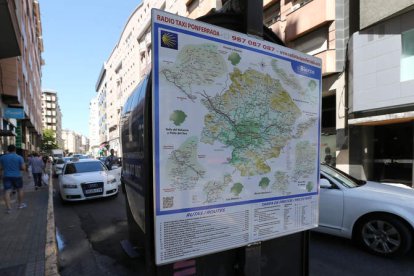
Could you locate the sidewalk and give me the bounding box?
[0,171,58,276]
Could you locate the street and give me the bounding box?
[53,178,145,276]
[53,177,414,276]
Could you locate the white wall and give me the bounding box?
[349,9,414,113]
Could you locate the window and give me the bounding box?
[401,29,414,82]
[289,26,328,55]
[264,2,281,27]
[322,94,335,130]
[292,0,312,11]
[186,0,199,14]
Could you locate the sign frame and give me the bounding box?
[151,9,322,265]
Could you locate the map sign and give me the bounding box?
[152,9,322,265]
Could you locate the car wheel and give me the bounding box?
[355,214,412,257]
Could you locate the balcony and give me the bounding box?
[0,58,20,104]
[0,0,21,58]
[285,0,335,42]
[315,49,336,76]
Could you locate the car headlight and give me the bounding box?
[108,178,117,184]
[63,184,77,189]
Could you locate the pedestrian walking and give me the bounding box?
[0,145,27,214]
[42,157,52,185]
[105,149,118,170]
[44,156,52,174]
[28,152,44,190]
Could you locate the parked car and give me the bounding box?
[58,159,119,202]
[97,156,122,186]
[53,157,71,176]
[317,164,414,257]
[72,154,89,159]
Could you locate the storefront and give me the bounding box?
[349,115,414,186]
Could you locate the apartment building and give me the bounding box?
[88,95,100,156]
[0,0,44,156]
[94,0,167,155]
[265,0,358,173]
[42,89,63,148]
[89,0,414,186]
[61,129,88,154]
[347,1,414,185]
[93,0,226,155]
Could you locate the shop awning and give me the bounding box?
[348,111,414,126]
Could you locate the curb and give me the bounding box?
[45,171,60,276]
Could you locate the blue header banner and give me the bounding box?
[4,107,25,119]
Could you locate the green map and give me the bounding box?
[161,44,227,101]
[230,182,244,196]
[259,177,270,190]
[228,52,241,65]
[159,41,319,205]
[166,136,205,191]
[170,110,187,126]
[203,174,232,203]
[306,181,314,192]
[201,68,301,176]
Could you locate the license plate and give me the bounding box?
[84,188,103,194]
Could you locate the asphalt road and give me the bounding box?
[53,178,414,276]
[309,232,414,276]
[53,178,145,276]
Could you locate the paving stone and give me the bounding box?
[0,172,49,275]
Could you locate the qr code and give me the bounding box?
[163,196,174,208]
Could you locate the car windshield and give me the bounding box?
[64,161,106,174]
[55,158,64,164]
[321,165,366,188]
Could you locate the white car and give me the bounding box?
[59,159,119,202]
[317,164,414,257]
[53,157,71,176]
[108,165,122,186]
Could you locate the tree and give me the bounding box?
[41,129,59,153]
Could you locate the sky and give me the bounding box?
[40,0,141,137]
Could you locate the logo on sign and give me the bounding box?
[161,31,178,50]
[298,65,315,75]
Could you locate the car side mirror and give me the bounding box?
[319,178,332,189]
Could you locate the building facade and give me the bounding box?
[92,0,350,161]
[92,0,225,156]
[88,0,414,185]
[348,1,414,185]
[266,0,358,173]
[41,89,63,148]
[0,0,44,156]
[61,129,87,155]
[94,0,168,156]
[88,95,100,156]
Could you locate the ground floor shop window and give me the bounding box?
[373,122,413,185]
